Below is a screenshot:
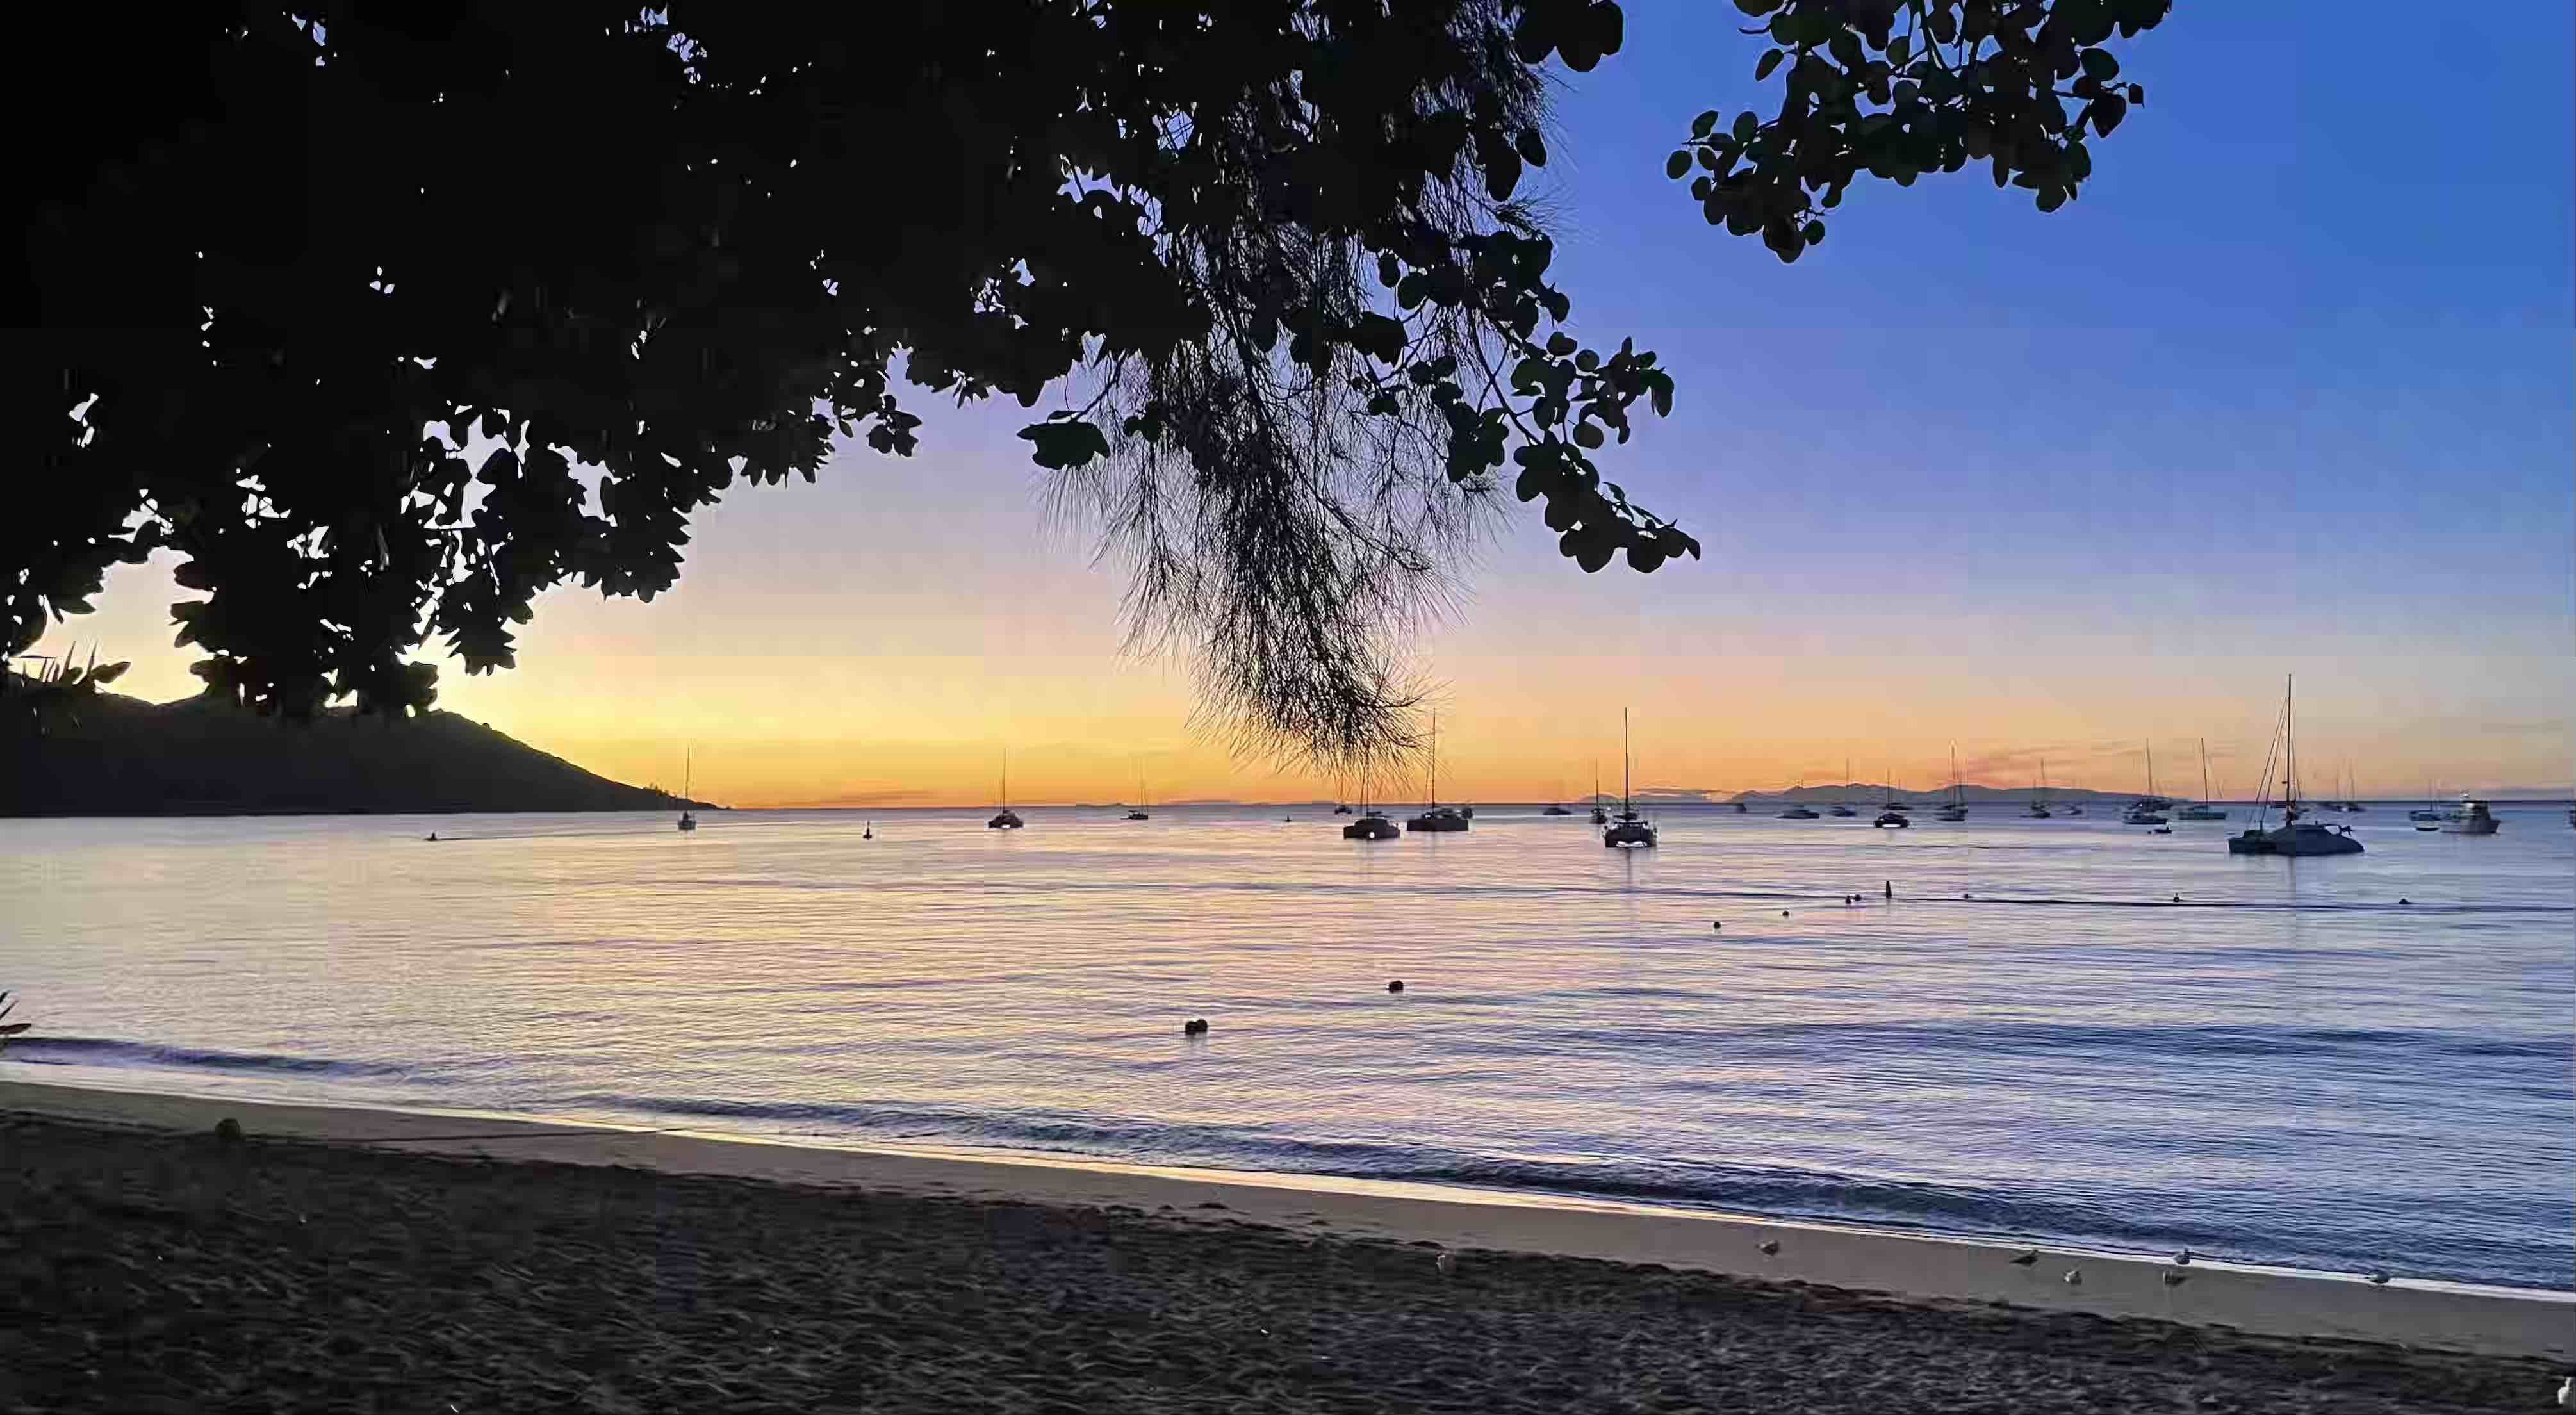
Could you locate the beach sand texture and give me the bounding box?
[3,1082,2563,1413]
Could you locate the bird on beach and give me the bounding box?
[2062,1270,2083,1286]
[1434,1251,1456,1276]
[2173,1249,2193,1266]
[2555,1375,2572,1409]
[1757,1240,1780,1256]
[2010,1250,2039,1266]
[2365,1270,2391,1285]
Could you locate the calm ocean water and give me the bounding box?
[5,802,2569,1288]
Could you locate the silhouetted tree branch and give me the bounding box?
[6,0,2163,766]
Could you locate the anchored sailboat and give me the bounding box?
[676,747,697,832]
[987,749,1024,830]
[2175,739,2227,820]
[2227,676,2361,856]
[1935,748,1968,821]
[1602,711,1656,847]
[1405,713,1469,833]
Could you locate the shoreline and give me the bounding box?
[8,1077,2566,1363]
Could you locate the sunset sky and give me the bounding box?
[38,4,2573,806]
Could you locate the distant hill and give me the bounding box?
[3,682,712,817]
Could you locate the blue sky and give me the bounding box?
[46,3,2574,802]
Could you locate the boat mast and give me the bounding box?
[2200,737,2212,806]
[2283,675,2296,817]
[1622,710,1633,815]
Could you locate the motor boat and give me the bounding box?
[2440,797,2500,835]
[1778,803,1820,819]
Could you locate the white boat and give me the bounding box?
[1405,713,1470,833]
[1602,712,1657,847]
[2174,739,2227,820]
[2439,796,2500,835]
[988,749,1024,829]
[2227,676,2361,856]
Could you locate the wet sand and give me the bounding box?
[3,1098,2559,1413]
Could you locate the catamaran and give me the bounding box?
[1602,711,1656,847]
[2227,676,2361,856]
[1341,767,1399,840]
[987,749,1024,830]
[1405,713,1469,833]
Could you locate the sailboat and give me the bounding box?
[676,747,698,831]
[2175,739,2227,820]
[1588,761,1609,824]
[2122,742,2170,825]
[987,750,1024,830]
[1828,757,1858,816]
[2227,676,2362,856]
[1543,779,1574,815]
[1935,747,1968,821]
[2407,784,2445,823]
[2025,755,2053,818]
[1341,766,1400,839]
[1125,762,1149,821]
[1873,766,1909,827]
[1405,712,1469,832]
[1602,711,1657,847]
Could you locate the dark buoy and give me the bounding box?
[1883,880,1892,900]
[1386,979,1404,993]
[2172,894,2181,903]
[2399,897,2410,905]
[1182,1018,1209,1037]
[1710,921,1721,931]
[214,1117,245,1145]
[1781,909,1790,917]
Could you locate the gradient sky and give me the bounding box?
[39,3,2574,805]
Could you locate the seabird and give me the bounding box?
[2010,1250,2039,1266]
[2062,1270,2083,1286]
[1434,1251,1456,1276]
[2365,1270,2391,1285]
[1757,1240,1780,1256]
[2555,1375,2572,1409]
[2174,1249,2193,1266]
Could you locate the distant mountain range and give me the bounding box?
[1722,783,2147,805]
[4,683,713,817]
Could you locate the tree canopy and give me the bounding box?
[8,0,2165,764]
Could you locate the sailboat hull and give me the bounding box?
[2228,824,2362,856]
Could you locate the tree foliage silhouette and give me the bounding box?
[8,0,2163,762]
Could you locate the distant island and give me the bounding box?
[4,682,715,817]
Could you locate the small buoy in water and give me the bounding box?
[2172,894,2181,903]
[1710,921,1721,930]
[2162,1270,2188,1288]
[1434,1250,1456,1276]
[1782,910,1790,917]
[1883,881,1892,899]
[1182,1018,1210,1037]
[2399,897,2410,905]
[1757,1239,1780,1256]
[2009,1250,2039,1266]
[1386,979,1404,993]
[214,1117,245,1145]
[2062,1269,2083,1286]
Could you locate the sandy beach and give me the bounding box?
[3,1081,2562,1413]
